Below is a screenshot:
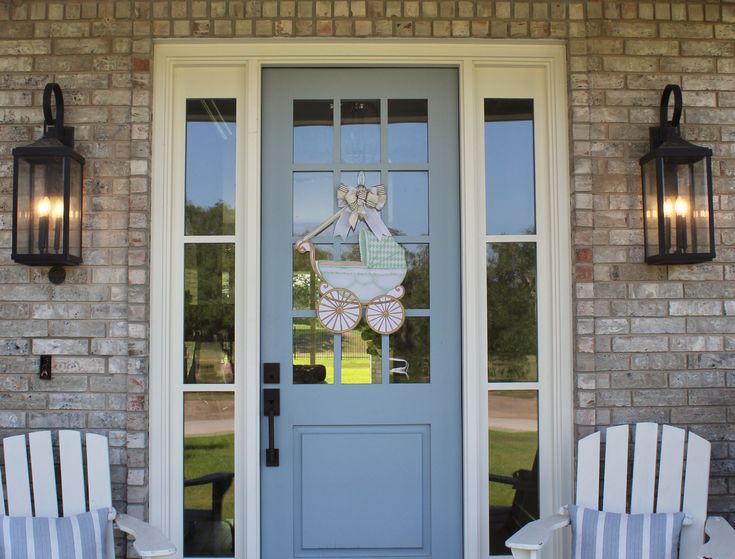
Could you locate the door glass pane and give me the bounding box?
[293,172,334,238]
[294,100,334,164]
[184,392,235,557]
[487,243,537,382]
[293,244,334,310]
[340,328,380,385]
[388,99,428,163]
[488,390,539,556]
[485,99,536,235]
[185,99,236,236]
[389,317,429,383]
[293,318,334,384]
[184,244,235,384]
[402,243,430,309]
[387,172,429,236]
[341,99,380,163]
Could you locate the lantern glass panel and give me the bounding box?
[19,156,65,256]
[68,157,83,258]
[662,156,709,256]
[15,158,32,256]
[691,158,711,255]
[642,158,659,258]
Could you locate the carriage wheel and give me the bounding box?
[365,296,405,335]
[317,288,362,333]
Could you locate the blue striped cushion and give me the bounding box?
[568,505,685,559]
[569,506,686,559]
[0,508,110,559]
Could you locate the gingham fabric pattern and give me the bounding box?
[0,508,110,559]
[569,505,686,559]
[360,229,407,270]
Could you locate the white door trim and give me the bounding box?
[150,40,572,559]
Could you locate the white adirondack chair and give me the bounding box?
[506,423,735,559]
[1,430,175,558]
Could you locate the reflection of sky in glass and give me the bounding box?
[341,100,380,164]
[186,120,236,209]
[294,126,333,163]
[294,100,333,164]
[485,120,536,235]
[387,172,429,236]
[389,123,427,163]
[293,172,334,236]
[388,99,428,163]
[341,124,380,163]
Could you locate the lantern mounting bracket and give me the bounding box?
[42,83,75,148]
[649,83,683,148]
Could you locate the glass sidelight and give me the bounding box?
[485,98,541,556]
[181,97,237,558]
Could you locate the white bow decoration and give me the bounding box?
[334,172,390,239]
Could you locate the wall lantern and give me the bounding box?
[12,83,84,284]
[641,84,715,264]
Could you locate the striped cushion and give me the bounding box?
[569,505,686,559]
[0,508,110,559]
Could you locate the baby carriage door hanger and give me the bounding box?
[295,171,408,335]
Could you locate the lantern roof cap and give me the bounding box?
[12,134,85,162]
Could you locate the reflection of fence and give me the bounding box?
[293,327,370,360]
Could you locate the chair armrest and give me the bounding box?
[114,512,176,558]
[505,513,570,551]
[699,516,735,559]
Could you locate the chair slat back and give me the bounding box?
[680,431,710,559]
[85,433,112,510]
[59,430,87,516]
[575,430,600,509]
[4,434,32,516]
[656,425,685,512]
[29,431,59,517]
[575,422,711,556]
[602,424,629,513]
[630,422,658,513]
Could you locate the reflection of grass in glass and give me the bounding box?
[184,434,235,520]
[184,341,231,384]
[488,429,537,506]
[488,355,538,382]
[293,354,372,384]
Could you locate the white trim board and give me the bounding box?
[150,40,572,559]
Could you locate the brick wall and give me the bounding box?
[0,0,733,547]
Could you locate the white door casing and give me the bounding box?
[150,41,572,559]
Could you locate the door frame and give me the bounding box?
[150,40,572,559]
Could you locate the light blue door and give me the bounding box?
[261,68,461,559]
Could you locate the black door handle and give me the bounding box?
[264,388,280,466]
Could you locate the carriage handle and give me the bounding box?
[294,207,348,277]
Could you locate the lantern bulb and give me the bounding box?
[663,198,674,218]
[37,196,51,217]
[52,200,64,219]
[674,196,689,217]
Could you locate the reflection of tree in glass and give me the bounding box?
[184,244,235,384]
[292,245,332,310]
[402,244,429,308]
[487,243,537,381]
[185,201,236,236]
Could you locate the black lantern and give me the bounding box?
[12,83,84,283]
[641,84,715,264]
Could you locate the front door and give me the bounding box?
[261,67,461,559]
